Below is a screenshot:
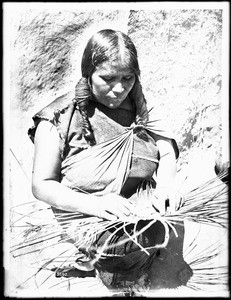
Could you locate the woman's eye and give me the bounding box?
[102,76,114,82]
[101,75,133,82]
[123,76,133,81]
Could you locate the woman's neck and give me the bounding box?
[91,95,134,112]
[118,96,134,111]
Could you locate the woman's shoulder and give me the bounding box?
[34,90,76,120]
[28,90,76,143]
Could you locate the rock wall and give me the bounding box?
[127,9,223,163]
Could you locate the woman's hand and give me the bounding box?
[93,193,134,221]
[151,187,184,216]
[149,135,183,215]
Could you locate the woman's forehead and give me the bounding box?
[95,60,133,74]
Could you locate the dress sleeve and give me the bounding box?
[27,90,76,159]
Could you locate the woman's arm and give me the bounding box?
[32,120,133,221]
[151,134,183,215]
[155,136,177,188]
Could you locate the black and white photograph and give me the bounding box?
[3,1,230,297]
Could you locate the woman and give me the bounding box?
[28,29,188,292]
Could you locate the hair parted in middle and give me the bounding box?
[74,29,149,146]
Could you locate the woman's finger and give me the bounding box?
[168,191,184,213]
[168,190,177,213]
[180,194,185,207]
[159,199,166,216]
[151,191,166,215]
[101,211,118,221]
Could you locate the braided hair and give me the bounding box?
[74,77,95,145]
[74,29,149,145]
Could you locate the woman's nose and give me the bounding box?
[112,82,124,94]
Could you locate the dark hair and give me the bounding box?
[74,29,148,145]
[81,29,140,78]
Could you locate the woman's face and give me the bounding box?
[90,60,136,109]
